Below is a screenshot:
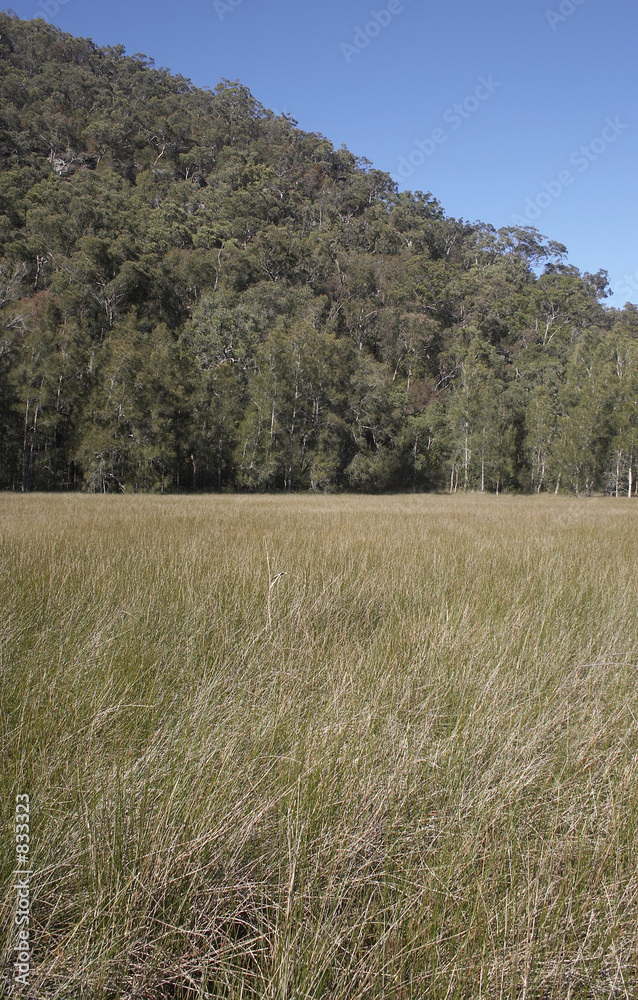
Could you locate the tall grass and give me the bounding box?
[1,493,638,999]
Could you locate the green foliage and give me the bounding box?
[0,14,634,494]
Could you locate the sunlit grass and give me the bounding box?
[1,493,638,998]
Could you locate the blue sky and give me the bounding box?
[10,0,637,307]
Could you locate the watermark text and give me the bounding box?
[396,75,501,180]
[13,794,32,987]
[341,0,414,62]
[31,0,70,22]
[511,117,628,226]
[213,0,246,22]
[546,0,586,31]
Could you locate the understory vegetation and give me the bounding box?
[1,16,638,495]
[2,494,638,998]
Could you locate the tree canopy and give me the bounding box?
[1,14,636,494]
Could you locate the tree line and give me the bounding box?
[1,14,637,495]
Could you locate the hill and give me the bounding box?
[1,13,636,494]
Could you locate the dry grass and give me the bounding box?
[1,493,638,998]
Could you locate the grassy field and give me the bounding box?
[2,493,638,999]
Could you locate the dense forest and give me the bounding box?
[1,14,637,495]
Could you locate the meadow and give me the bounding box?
[1,493,638,999]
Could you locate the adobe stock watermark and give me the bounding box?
[511,117,628,227]
[395,75,501,180]
[341,0,414,63]
[269,105,293,120]
[213,0,246,22]
[31,0,70,22]
[546,0,586,31]
[13,795,32,988]
[615,267,638,302]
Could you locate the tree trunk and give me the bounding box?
[22,398,30,493]
[615,451,621,498]
[22,400,39,493]
[463,424,469,492]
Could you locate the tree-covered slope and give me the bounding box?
[1,13,636,494]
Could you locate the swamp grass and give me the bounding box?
[1,493,638,998]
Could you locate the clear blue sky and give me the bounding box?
[10,0,637,307]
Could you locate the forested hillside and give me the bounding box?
[1,13,636,494]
